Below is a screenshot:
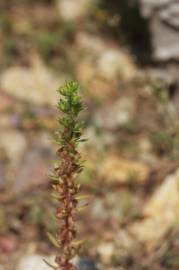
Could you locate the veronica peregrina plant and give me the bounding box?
[47,80,86,270]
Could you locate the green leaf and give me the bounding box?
[58,117,71,128]
[58,80,79,96]
[57,100,70,113]
[68,80,79,93]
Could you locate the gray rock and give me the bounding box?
[151,16,179,61]
[140,0,171,17]
[140,0,179,61]
[160,3,179,29]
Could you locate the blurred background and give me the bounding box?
[0,0,179,269]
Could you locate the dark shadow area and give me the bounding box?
[101,0,152,65]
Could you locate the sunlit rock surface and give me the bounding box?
[130,168,179,249]
[0,60,62,106]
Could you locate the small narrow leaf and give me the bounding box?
[43,259,58,270]
[49,160,61,165]
[52,139,61,145]
[47,232,60,248]
[49,175,59,181]
[78,138,88,143]
[77,203,88,212]
[49,175,59,179]
[51,192,63,200]
[73,239,85,246]
[75,195,89,201]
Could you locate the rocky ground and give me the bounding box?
[0,0,179,270]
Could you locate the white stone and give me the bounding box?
[16,255,56,270]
